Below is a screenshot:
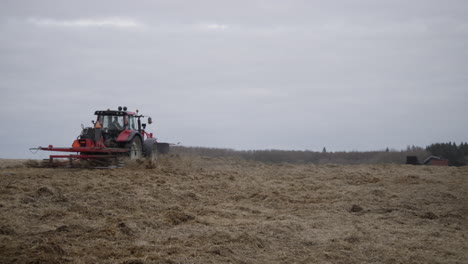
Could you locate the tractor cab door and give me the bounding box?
[97,115,125,147]
[126,115,137,131]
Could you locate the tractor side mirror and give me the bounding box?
[148,117,152,124]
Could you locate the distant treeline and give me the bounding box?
[426,142,468,166]
[171,146,430,165]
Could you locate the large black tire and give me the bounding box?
[125,137,143,160]
[144,139,158,162]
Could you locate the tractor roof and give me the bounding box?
[94,110,136,116]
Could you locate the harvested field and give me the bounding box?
[0,156,467,263]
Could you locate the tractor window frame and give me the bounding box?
[127,116,137,130]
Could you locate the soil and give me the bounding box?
[0,156,466,263]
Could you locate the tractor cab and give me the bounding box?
[95,110,135,132]
[90,107,152,148]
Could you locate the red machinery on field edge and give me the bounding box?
[31,106,170,167]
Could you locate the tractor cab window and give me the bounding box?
[99,115,124,130]
[127,116,137,130]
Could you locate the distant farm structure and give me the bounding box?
[423,156,449,166]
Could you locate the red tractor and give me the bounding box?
[37,106,169,165]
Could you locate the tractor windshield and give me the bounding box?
[98,115,124,130]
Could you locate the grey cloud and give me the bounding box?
[26,17,145,28]
[0,0,467,158]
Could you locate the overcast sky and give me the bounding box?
[1,0,467,159]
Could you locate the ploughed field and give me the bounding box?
[0,156,466,264]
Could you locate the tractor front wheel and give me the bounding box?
[125,137,143,160]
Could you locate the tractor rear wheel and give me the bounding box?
[125,137,143,160]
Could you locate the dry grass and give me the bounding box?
[0,156,467,263]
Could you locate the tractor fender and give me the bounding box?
[143,138,158,157]
[116,130,141,143]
